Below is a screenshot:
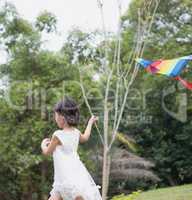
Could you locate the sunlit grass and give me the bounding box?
[135,184,192,200]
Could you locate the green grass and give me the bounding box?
[135,184,192,200]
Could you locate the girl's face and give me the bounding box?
[54,112,65,128]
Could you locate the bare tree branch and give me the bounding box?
[108,0,161,152]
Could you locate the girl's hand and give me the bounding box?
[88,115,99,125]
[41,138,51,149]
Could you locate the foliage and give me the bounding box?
[0,2,101,200]
[120,0,192,189]
[1,0,192,199]
[35,11,57,33]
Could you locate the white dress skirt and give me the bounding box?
[49,129,102,200]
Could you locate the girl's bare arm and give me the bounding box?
[41,135,60,155]
[79,116,98,143]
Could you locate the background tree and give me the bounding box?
[77,0,160,199]
[120,0,192,187]
[1,0,192,199]
[0,3,99,200]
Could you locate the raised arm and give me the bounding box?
[79,116,98,143]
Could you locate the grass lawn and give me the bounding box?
[135,184,192,200]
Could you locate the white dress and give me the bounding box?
[49,129,102,200]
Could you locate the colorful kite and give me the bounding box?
[136,55,192,90]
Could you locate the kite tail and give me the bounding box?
[175,76,192,90]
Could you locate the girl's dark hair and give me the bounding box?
[54,96,80,126]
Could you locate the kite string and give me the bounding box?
[78,66,104,146]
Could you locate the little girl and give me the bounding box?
[41,96,102,200]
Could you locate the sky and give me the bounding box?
[0,0,131,63]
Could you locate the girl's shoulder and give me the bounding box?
[74,127,81,134]
[52,130,63,141]
[53,129,63,136]
[53,128,80,137]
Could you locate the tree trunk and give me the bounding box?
[40,161,48,200]
[167,175,177,186]
[102,101,110,200]
[20,175,33,200]
[102,147,111,200]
